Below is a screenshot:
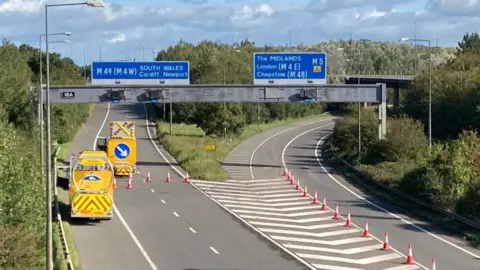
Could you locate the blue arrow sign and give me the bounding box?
[114,143,130,159]
[83,175,101,181]
[253,52,327,84]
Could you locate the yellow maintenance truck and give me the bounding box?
[68,150,114,220]
[97,121,138,176]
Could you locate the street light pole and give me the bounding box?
[44,2,103,270]
[400,37,432,150]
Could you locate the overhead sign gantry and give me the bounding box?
[39,52,386,138]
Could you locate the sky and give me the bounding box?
[1,0,480,65]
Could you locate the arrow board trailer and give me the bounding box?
[91,61,190,85]
[107,139,137,176]
[253,52,327,85]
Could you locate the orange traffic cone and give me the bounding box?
[321,197,327,210]
[145,172,151,183]
[184,172,190,183]
[312,191,318,204]
[345,212,352,227]
[290,174,295,185]
[283,168,288,176]
[405,244,414,264]
[383,232,389,250]
[127,175,132,189]
[302,185,308,197]
[287,172,292,181]
[113,177,117,189]
[431,258,436,270]
[295,179,300,190]
[362,220,369,237]
[333,204,340,219]
[165,172,171,183]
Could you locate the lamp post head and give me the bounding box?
[86,1,105,7]
[399,37,410,42]
[64,32,72,36]
[62,40,71,43]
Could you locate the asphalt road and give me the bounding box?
[190,118,480,270]
[62,103,308,270]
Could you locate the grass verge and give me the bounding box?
[325,139,480,248]
[156,113,330,180]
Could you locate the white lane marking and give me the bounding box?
[150,189,155,193]
[314,133,480,259]
[193,182,294,191]
[209,246,219,254]
[205,190,300,199]
[93,103,158,270]
[173,212,179,217]
[381,265,420,270]
[189,227,197,234]
[161,199,166,204]
[259,228,359,238]
[200,187,297,195]
[281,125,428,270]
[312,264,365,270]
[298,253,402,264]
[142,104,318,270]
[285,243,381,254]
[249,118,333,179]
[249,221,344,230]
[271,235,374,246]
[192,179,288,187]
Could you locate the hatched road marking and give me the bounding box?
[191,179,422,270]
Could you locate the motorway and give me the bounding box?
[191,117,480,270]
[62,103,308,270]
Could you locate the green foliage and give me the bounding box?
[333,32,480,230]
[0,39,92,268]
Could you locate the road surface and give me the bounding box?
[61,103,307,270]
[190,117,480,270]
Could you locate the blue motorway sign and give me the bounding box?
[114,143,130,159]
[83,175,100,181]
[91,61,190,85]
[253,52,327,84]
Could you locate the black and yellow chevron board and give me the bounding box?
[72,193,112,215]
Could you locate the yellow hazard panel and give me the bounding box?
[73,169,113,191]
[114,166,133,175]
[109,121,136,140]
[72,193,112,216]
[107,139,136,164]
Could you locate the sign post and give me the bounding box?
[253,52,327,85]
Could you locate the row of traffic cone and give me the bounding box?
[115,171,191,189]
[283,167,437,268]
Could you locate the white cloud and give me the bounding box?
[0,0,478,64]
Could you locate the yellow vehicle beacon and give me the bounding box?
[97,121,138,176]
[68,150,114,220]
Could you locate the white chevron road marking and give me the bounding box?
[312,264,364,270]
[239,215,333,223]
[231,209,329,217]
[193,180,290,188]
[249,221,345,230]
[271,235,374,246]
[225,178,286,183]
[299,253,402,264]
[285,244,381,254]
[200,187,297,195]
[225,204,321,212]
[381,265,420,270]
[218,199,311,207]
[194,183,294,191]
[259,228,359,238]
[211,195,310,203]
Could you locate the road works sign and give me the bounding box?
[253,52,327,85]
[91,61,190,85]
[109,121,135,139]
[114,143,130,159]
